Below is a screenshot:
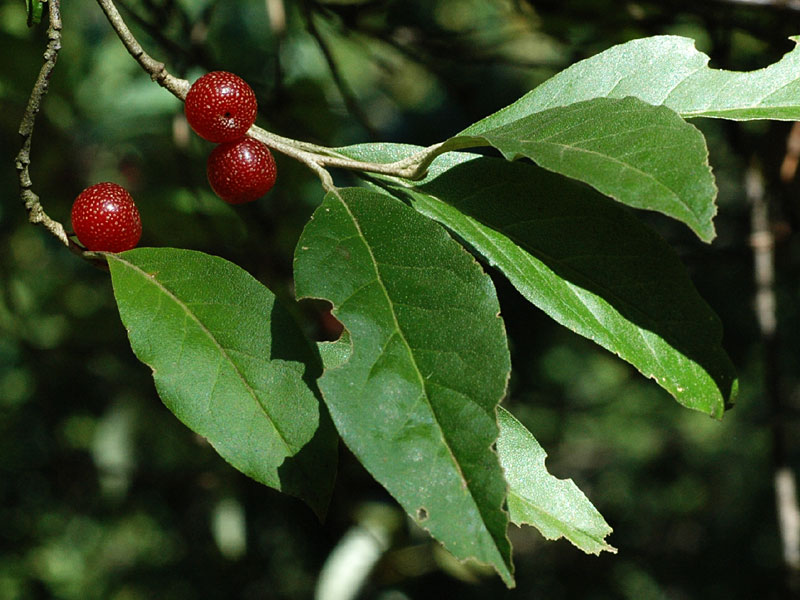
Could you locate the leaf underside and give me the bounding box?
[460,34,800,131]
[497,408,615,555]
[445,96,717,242]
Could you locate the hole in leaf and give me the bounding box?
[298,299,343,341]
[416,507,428,522]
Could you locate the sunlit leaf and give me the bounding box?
[460,35,800,129]
[497,408,615,555]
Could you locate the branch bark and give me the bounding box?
[15,0,70,248]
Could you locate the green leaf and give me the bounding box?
[497,408,615,555]
[294,187,515,586]
[107,248,337,518]
[460,35,800,130]
[341,143,737,417]
[443,96,716,242]
[318,330,352,371]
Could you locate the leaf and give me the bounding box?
[318,330,352,371]
[341,143,737,417]
[497,408,615,555]
[442,96,716,242]
[460,35,800,131]
[107,248,337,518]
[294,187,515,586]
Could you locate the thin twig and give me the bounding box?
[15,0,72,250]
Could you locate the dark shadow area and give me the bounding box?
[269,298,339,521]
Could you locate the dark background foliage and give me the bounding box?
[2,0,799,598]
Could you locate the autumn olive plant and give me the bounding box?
[16,0,800,586]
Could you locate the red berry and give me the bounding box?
[184,71,257,143]
[71,182,142,252]
[207,138,277,204]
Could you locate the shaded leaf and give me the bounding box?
[107,248,337,518]
[460,35,800,130]
[342,143,737,417]
[294,187,515,586]
[497,408,615,555]
[442,97,716,241]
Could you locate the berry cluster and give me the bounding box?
[70,71,275,253]
[185,71,277,204]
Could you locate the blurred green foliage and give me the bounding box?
[2,0,800,598]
